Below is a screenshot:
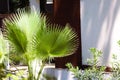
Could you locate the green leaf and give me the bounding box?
[33,23,79,59]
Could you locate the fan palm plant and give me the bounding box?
[3,9,79,80]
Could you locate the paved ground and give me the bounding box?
[6,64,55,80]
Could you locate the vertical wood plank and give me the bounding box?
[53,0,82,68]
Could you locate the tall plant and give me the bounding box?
[3,9,79,80]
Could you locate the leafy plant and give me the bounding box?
[0,30,9,79]
[66,48,106,80]
[3,9,79,80]
[110,54,120,80]
[109,40,120,80]
[87,48,102,66]
[3,69,28,80]
[9,50,27,65]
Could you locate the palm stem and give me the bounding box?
[37,61,45,80]
[28,64,33,80]
[25,55,34,80]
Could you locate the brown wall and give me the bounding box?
[53,0,82,68]
[0,0,9,14]
[0,14,8,30]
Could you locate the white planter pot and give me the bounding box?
[42,68,77,80]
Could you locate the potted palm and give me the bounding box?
[3,9,79,80]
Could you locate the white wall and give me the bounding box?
[81,0,120,66]
[29,0,53,12]
[43,68,77,80]
[29,0,40,12]
[47,0,53,4]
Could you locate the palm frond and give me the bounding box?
[3,12,28,54]
[49,24,79,57]
[4,9,79,60]
[33,23,79,59]
[3,9,42,55]
[4,21,27,54]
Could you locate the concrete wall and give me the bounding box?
[81,0,120,66]
[29,0,53,12]
[29,0,40,12]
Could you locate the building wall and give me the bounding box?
[29,0,53,12]
[29,0,40,12]
[81,0,120,66]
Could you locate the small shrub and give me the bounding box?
[66,48,106,80]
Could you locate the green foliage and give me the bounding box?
[4,9,78,60]
[0,30,9,79]
[0,30,8,63]
[4,69,27,80]
[0,63,6,80]
[3,9,79,80]
[9,52,27,65]
[66,47,120,80]
[110,54,120,80]
[110,40,120,80]
[87,48,102,66]
[5,21,28,54]
[66,63,82,80]
[66,48,106,80]
[33,24,78,59]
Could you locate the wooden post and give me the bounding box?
[53,0,82,68]
[0,14,9,31]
